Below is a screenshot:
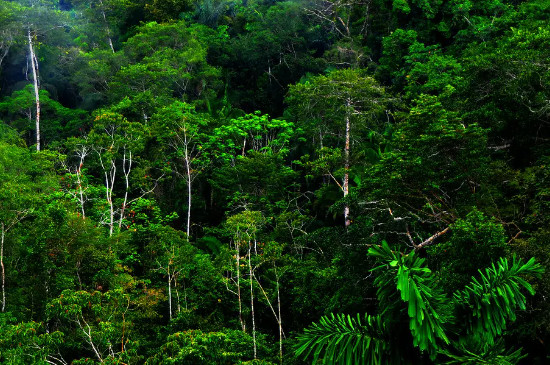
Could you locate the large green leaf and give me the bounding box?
[369,241,449,353]
[295,313,390,365]
[453,256,544,345]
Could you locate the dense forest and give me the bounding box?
[0,0,549,363]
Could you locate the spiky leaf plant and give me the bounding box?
[441,339,525,365]
[296,241,543,365]
[369,242,449,353]
[295,313,390,365]
[453,256,544,346]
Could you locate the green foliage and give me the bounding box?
[367,94,488,231]
[152,100,211,172]
[431,209,508,292]
[0,316,64,364]
[295,312,389,365]
[297,241,543,364]
[287,69,388,140]
[453,256,543,346]
[209,111,295,162]
[1,0,550,363]
[369,242,449,353]
[145,329,273,364]
[110,20,223,115]
[47,289,139,363]
[0,85,87,146]
[441,339,525,364]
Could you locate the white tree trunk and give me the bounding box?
[1,223,5,312]
[107,163,116,236]
[275,265,283,364]
[28,29,40,151]
[183,131,192,239]
[248,242,257,359]
[76,147,88,219]
[167,266,172,320]
[119,149,132,230]
[343,98,351,227]
[254,266,284,364]
[102,158,116,236]
[236,246,245,332]
[98,0,115,53]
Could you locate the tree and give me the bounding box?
[10,0,74,151]
[149,227,194,320]
[224,210,265,358]
[0,136,58,313]
[207,111,297,215]
[303,0,372,67]
[87,111,148,236]
[0,85,86,147]
[71,0,132,53]
[0,318,65,365]
[108,21,223,118]
[47,289,136,363]
[152,101,210,238]
[144,329,274,364]
[0,142,34,312]
[0,1,20,77]
[287,69,389,227]
[362,94,488,247]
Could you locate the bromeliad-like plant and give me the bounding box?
[295,241,543,364]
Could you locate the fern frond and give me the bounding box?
[453,256,544,345]
[295,313,389,365]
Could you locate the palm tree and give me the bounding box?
[295,241,543,364]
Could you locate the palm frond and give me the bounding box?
[295,312,389,365]
[369,241,449,353]
[453,256,544,345]
[442,338,525,365]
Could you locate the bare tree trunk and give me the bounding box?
[106,160,116,236]
[77,315,103,363]
[343,98,351,227]
[174,277,181,314]
[119,148,132,230]
[98,154,116,236]
[1,223,5,312]
[167,265,172,320]
[236,246,245,332]
[28,28,40,151]
[183,131,192,238]
[248,242,257,359]
[186,171,192,238]
[275,265,283,364]
[253,267,284,364]
[76,146,89,219]
[98,0,115,53]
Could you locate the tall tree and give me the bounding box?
[153,101,210,238]
[287,69,389,227]
[87,111,147,235]
[8,0,74,150]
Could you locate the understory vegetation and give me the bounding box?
[0,0,550,363]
